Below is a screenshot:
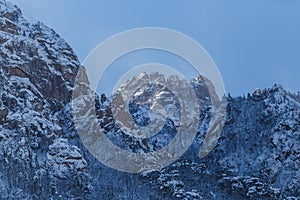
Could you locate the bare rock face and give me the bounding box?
[0,0,78,109]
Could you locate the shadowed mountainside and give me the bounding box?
[0,1,299,199]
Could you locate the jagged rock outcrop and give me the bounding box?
[0,0,78,109]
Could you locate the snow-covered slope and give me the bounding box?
[0,1,91,199]
[0,0,299,199]
[89,76,299,199]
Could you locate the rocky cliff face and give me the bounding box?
[0,1,299,199]
[0,1,91,199]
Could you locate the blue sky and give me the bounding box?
[9,0,300,96]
